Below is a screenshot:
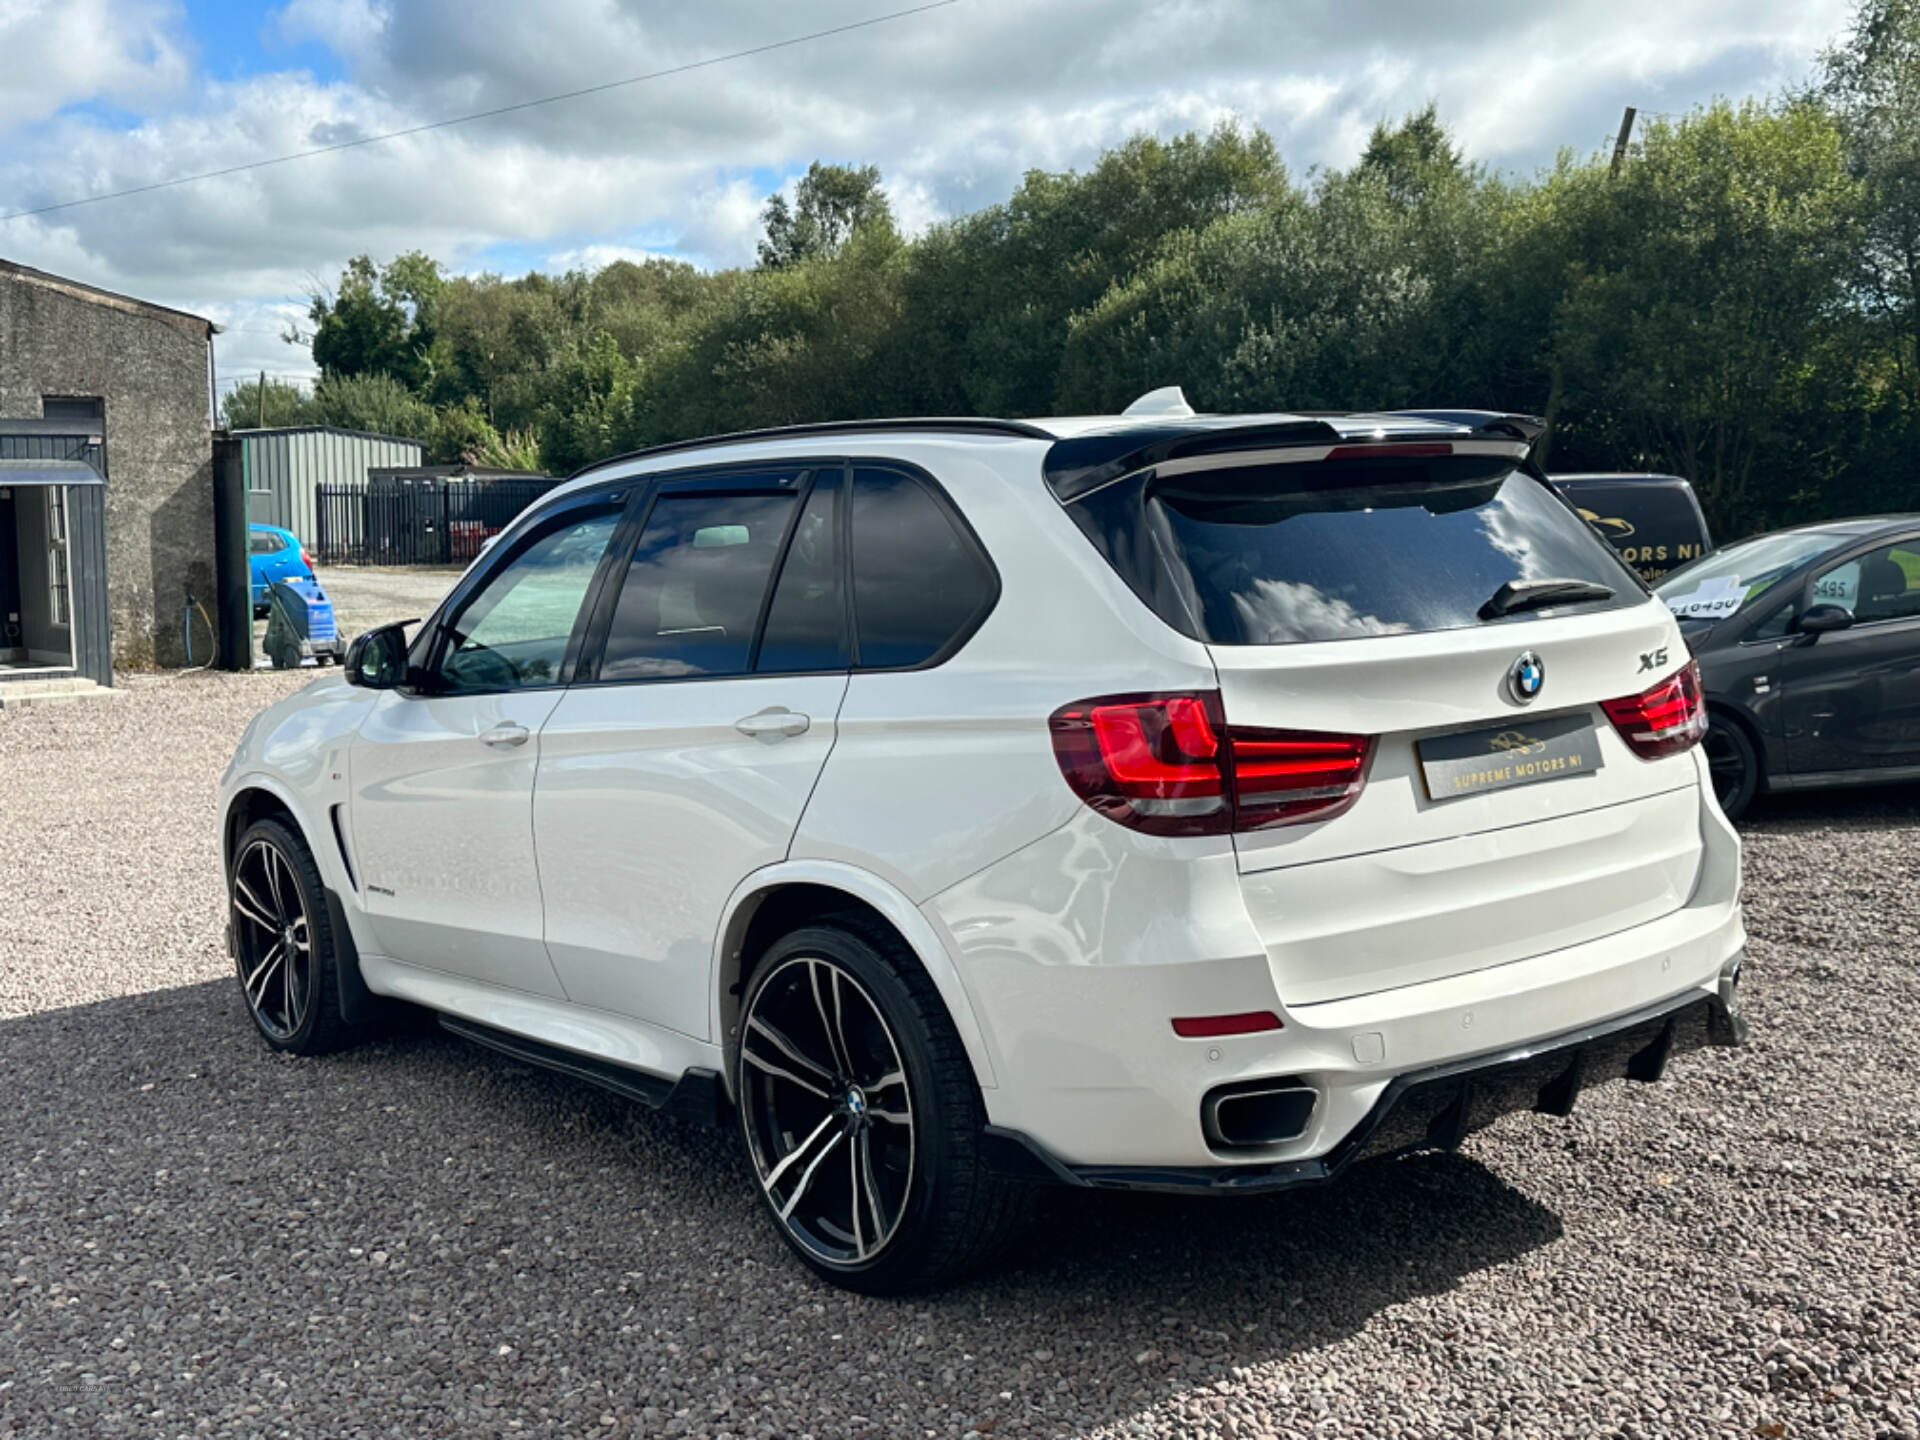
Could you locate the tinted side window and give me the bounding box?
[756,471,847,673]
[850,467,994,669]
[436,501,622,693]
[600,491,796,681]
[248,532,281,555]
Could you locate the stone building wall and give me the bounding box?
[0,260,216,668]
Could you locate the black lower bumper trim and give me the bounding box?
[983,990,1740,1196]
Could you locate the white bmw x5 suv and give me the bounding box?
[220,394,1747,1292]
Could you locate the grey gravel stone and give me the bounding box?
[2,675,1917,1438]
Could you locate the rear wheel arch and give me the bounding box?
[712,868,998,1097]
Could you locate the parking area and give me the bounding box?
[1,677,1915,1439]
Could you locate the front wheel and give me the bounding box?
[229,818,358,1054]
[1704,714,1760,821]
[734,921,1028,1293]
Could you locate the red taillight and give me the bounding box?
[1049,691,1373,836]
[1172,1011,1283,1038]
[301,548,315,573]
[1601,660,1707,759]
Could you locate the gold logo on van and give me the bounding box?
[1487,730,1547,755]
[1577,507,1637,540]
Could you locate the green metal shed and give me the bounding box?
[233,426,425,547]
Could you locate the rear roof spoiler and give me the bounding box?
[1044,410,1545,503]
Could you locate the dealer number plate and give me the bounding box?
[1417,713,1603,801]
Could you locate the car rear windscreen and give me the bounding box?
[1064,455,1642,645]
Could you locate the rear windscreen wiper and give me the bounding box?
[1478,578,1615,620]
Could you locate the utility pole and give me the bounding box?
[1609,107,1637,177]
[257,369,266,428]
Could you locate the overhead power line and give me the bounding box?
[1,0,961,224]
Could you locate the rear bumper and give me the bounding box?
[984,984,1744,1193]
[932,757,1745,1171]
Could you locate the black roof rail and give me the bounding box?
[564,417,1054,483]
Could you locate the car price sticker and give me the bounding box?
[1662,575,1745,620]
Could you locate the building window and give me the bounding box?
[46,488,70,627]
[42,396,104,428]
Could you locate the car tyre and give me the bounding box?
[734,919,1030,1294]
[228,817,358,1055]
[1704,712,1759,821]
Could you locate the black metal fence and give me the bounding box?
[314,476,561,566]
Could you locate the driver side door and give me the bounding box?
[1783,536,1920,777]
[348,485,633,993]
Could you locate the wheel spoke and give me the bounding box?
[866,1106,911,1128]
[262,847,286,916]
[746,1015,835,1089]
[232,877,278,932]
[810,961,852,1079]
[290,914,311,953]
[856,1126,888,1245]
[245,942,286,1008]
[848,1137,866,1259]
[777,1125,846,1222]
[742,1047,832,1100]
[762,1111,840,1193]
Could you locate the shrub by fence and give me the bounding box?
[314,476,561,566]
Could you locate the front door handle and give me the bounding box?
[735,707,810,738]
[479,722,531,748]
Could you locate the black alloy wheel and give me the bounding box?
[738,953,916,1267]
[229,818,354,1054]
[734,922,1029,1293]
[1703,714,1759,821]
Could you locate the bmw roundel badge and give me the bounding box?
[1507,651,1545,704]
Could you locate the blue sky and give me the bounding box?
[0,0,1859,397]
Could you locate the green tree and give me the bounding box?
[307,252,443,388]
[308,372,435,442]
[1548,101,1865,531]
[1822,0,1920,397]
[220,377,316,430]
[758,163,895,269]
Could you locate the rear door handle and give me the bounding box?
[479,722,531,748]
[735,707,810,738]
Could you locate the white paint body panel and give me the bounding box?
[216,416,1745,1179]
[348,688,569,996]
[533,673,849,1038]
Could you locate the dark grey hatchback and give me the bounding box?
[1656,515,1920,817]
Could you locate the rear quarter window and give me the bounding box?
[849,467,997,668]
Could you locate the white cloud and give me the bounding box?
[0,0,192,129]
[0,0,1860,379]
[541,242,682,272]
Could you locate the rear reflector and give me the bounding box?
[1173,1011,1283,1038]
[1601,660,1708,759]
[1049,691,1373,836]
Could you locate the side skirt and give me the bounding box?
[438,1012,729,1130]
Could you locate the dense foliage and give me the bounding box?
[225,4,1920,539]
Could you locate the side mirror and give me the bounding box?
[1796,603,1855,639]
[344,620,416,689]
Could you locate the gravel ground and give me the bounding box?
[1,677,1915,1439]
[313,566,464,641]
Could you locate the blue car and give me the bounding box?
[249,524,315,617]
